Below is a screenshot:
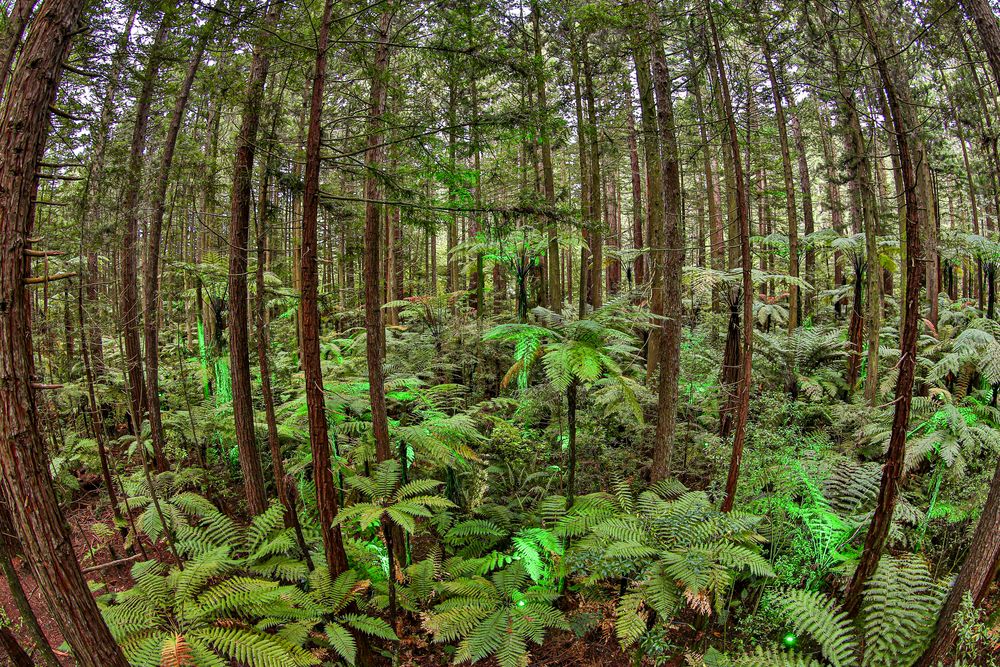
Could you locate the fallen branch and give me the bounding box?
[81,554,142,574]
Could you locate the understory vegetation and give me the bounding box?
[1,0,1000,665]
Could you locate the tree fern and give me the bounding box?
[424,560,568,667]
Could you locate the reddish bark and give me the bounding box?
[842,0,923,617]
[144,4,217,481]
[302,0,349,576]
[227,0,283,516]
[121,13,170,469]
[0,0,129,663]
[709,0,753,514]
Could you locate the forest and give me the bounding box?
[2,0,1000,664]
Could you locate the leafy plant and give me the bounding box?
[423,560,569,667]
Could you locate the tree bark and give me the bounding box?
[303,0,349,576]
[145,5,217,481]
[633,43,663,376]
[121,12,170,469]
[532,1,561,311]
[842,0,923,617]
[0,0,36,99]
[762,38,799,331]
[918,455,1000,664]
[917,2,1000,658]
[709,0,753,514]
[647,3,682,481]
[0,0,130,663]
[227,0,282,516]
[789,107,815,317]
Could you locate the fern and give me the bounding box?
[424,560,568,667]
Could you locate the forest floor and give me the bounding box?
[1,489,136,666]
[1,490,703,666]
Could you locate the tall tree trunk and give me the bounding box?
[144,6,216,481]
[918,455,1000,664]
[532,0,561,311]
[625,82,644,287]
[690,63,724,314]
[762,38,799,331]
[917,3,1000,659]
[633,42,663,376]
[121,13,170,469]
[302,0,349,577]
[0,0,130,663]
[80,5,136,379]
[583,39,602,310]
[0,505,58,667]
[0,0,36,99]
[843,0,923,617]
[709,0,753,514]
[647,3,682,481]
[227,0,282,517]
[789,106,815,318]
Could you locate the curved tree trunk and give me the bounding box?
[842,0,923,617]
[144,3,217,481]
[708,0,753,513]
[121,12,170,470]
[0,0,130,663]
[226,0,283,516]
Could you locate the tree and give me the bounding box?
[0,0,129,663]
[120,10,170,470]
[842,0,924,617]
[708,0,754,513]
[144,3,218,488]
[226,0,282,516]
[301,0,349,577]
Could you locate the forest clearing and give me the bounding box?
[2,0,1000,664]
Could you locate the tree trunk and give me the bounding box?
[0,0,130,663]
[0,0,36,99]
[690,64,724,314]
[709,0,753,514]
[145,6,216,480]
[79,5,136,379]
[0,505,58,667]
[227,0,281,517]
[302,0,349,577]
[762,37,799,331]
[647,3,682,481]
[843,0,923,617]
[917,3,1000,659]
[121,13,170,470]
[583,39,602,311]
[789,107,815,318]
[625,82,644,287]
[633,42,663,376]
[532,1,561,311]
[918,455,1000,664]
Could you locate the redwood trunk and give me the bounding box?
[144,4,216,480]
[121,13,170,469]
[226,0,282,516]
[710,0,753,514]
[0,1,129,663]
[842,0,923,616]
[302,0,349,576]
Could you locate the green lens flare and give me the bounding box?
[782,632,798,648]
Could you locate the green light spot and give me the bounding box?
[782,632,798,649]
[516,599,526,608]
